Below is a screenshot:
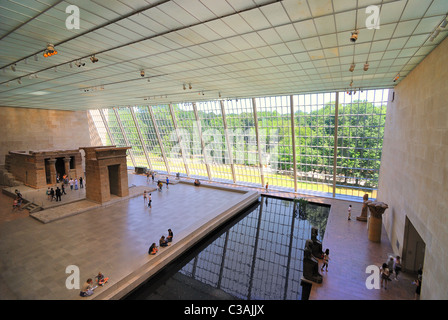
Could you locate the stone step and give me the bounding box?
[21,202,42,213]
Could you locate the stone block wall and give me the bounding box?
[0,107,102,170]
[377,37,448,299]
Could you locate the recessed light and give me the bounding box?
[29,91,50,95]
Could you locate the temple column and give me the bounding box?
[48,158,57,185]
[64,157,71,178]
[367,201,389,242]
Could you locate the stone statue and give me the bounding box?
[310,227,323,259]
[303,240,323,284]
[356,193,372,221]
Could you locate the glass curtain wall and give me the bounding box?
[89,89,388,199]
[196,101,233,182]
[223,98,261,186]
[133,106,168,173]
[115,107,148,168]
[151,105,187,175]
[172,103,209,178]
[88,109,110,146]
[294,93,336,194]
[256,96,294,190]
[336,90,388,198]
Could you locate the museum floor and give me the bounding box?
[0,173,417,300]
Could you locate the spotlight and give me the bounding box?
[140,70,145,77]
[11,64,16,72]
[75,60,85,67]
[393,73,400,82]
[350,30,359,43]
[349,63,355,72]
[363,63,369,71]
[183,84,186,90]
[189,83,192,90]
[90,55,98,63]
[17,78,22,84]
[43,44,58,57]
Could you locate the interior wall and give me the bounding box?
[377,36,448,300]
[0,107,101,168]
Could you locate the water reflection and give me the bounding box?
[126,196,330,300]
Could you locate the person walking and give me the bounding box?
[143,190,147,204]
[74,178,78,190]
[348,204,352,220]
[166,176,169,189]
[79,176,84,188]
[380,263,390,289]
[61,184,67,195]
[321,248,330,272]
[394,256,402,280]
[147,193,152,208]
[55,187,62,202]
[50,187,55,201]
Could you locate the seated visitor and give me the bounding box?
[159,235,169,247]
[176,172,180,179]
[194,179,201,186]
[167,229,173,242]
[95,272,109,286]
[80,278,97,297]
[148,243,158,255]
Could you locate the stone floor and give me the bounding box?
[0,173,419,300]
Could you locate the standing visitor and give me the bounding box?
[321,248,330,272]
[147,193,152,208]
[74,178,78,190]
[348,204,352,220]
[55,187,62,202]
[50,188,55,201]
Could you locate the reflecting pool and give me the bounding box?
[125,195,330,300]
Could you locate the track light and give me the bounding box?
[350,30,359,43]
[349,63,355,72]
[189,83,192,90]
[140,70,145,77]
[43,44,58,57]
[183,84,186,90]
[17,78,22,84]
[363,62,369,71]
[90,55,98,63]
[75,60,85,67]
[10,64,16,72]
[393,73,400,82]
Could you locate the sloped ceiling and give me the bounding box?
[0,0,447,110]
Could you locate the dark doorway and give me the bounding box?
[55,157,66,180]
[403,217,425,273]
[108,164,120,196]
[44,159,51,184]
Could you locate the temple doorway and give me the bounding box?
[55,157,66,179]
[403,217,425,274]
[108,164,120,196]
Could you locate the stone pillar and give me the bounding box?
[64,157,71,177]
[367,201,389,242]
[48,158,57,185]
